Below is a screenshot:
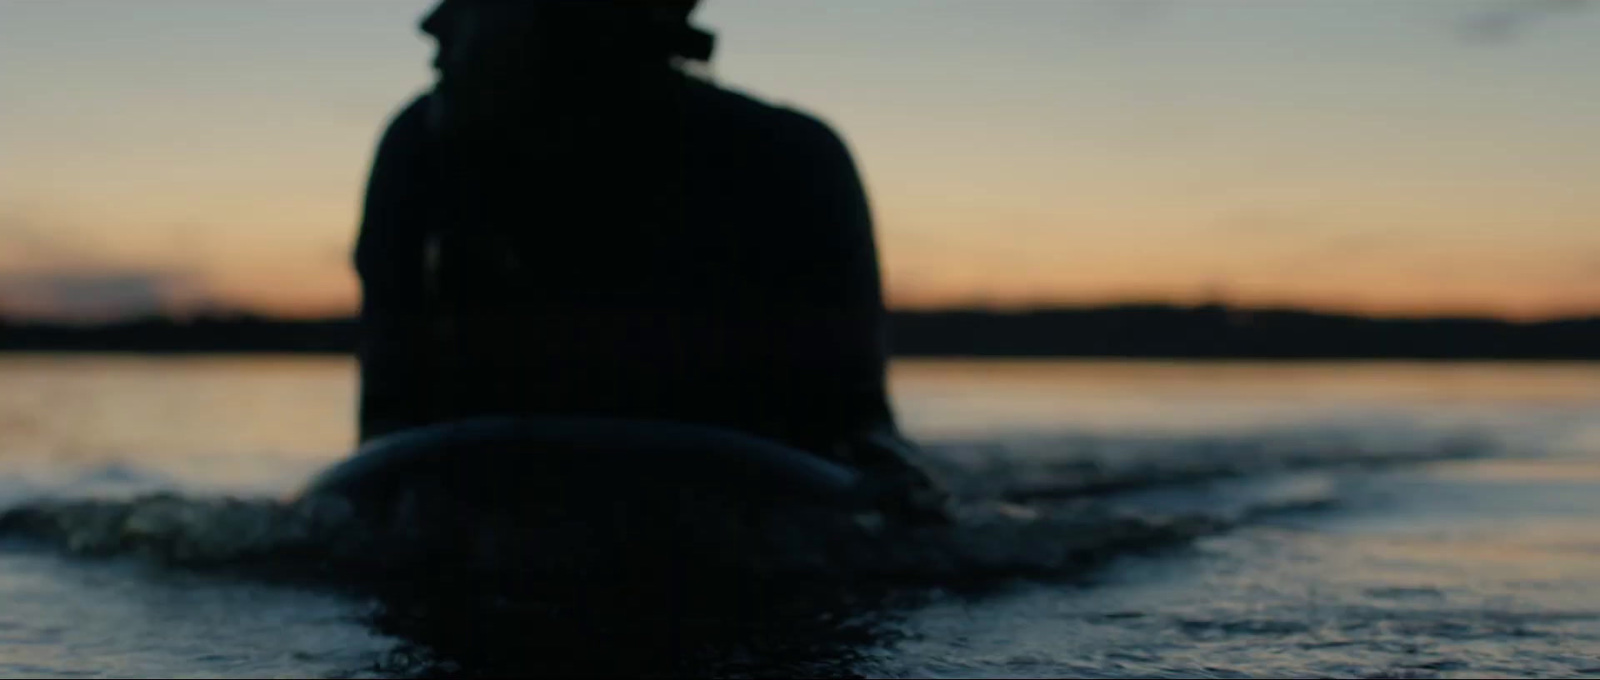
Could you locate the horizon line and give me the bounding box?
[5,301,1600,327]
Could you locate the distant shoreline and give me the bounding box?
[2,305,1599,360]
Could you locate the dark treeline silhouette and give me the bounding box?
[889,305,1600,360]
[1,304,1598,359]
[0,313,357,354]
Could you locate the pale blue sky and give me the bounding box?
[1,0,1597,318]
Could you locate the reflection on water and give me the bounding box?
[875,457,1600,679]
[4,355,1598,471]
[892,359,1600,441]
[0,354,356,499]
[0,355,1598,677]
[0,550,398,679]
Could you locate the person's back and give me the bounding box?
[355,0,944,518]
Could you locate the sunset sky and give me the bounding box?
[2,0,1598,320]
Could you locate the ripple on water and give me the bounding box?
[0,549,401,678]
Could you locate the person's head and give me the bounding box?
[423,0,703,81]
[421,0,708,132]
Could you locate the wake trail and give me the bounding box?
[0,431,1479,587]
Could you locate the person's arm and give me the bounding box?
[777,113,949,521]
[772,112,898,442]
[354,98,437,442]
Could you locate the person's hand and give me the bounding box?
[844,430,954,526]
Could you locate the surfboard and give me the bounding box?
[303,415,865,507]
[297,416,874,578]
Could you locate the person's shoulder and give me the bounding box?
[373,92,436,155]
[685,79,852,156]
[389,92,433,131]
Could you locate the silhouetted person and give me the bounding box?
[354,0,945,520]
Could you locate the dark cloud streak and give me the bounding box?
[1457,0,1595,44]
[0,213,205,320]
[0,271,197,321]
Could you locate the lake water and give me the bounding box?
[2,356,1599,678]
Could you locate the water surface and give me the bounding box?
[2,356,1598,677]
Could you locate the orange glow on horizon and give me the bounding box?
[4,2,1599,326]
[181,283,1599,323]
